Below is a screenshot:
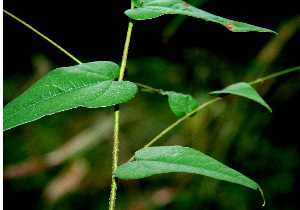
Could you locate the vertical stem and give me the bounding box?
[119,20,134,82]
[109,105,120,210]
[109,3,134,209]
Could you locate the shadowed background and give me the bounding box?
[3,0,300,209]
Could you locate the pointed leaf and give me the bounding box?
[126,0,276,33]
[3,61,138,131]
[209,82,272,112]
[162,91,198,117]
[115,146,260,190]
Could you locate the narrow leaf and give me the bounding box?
[3,61,138,131]
[115,146,260,190]
[162,91,198,117]
[209,82,272,112]
[126,0,276,33]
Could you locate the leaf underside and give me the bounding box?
[114,146,260,190]
[162,91,198,117]
[126,0,276,33]
[3,61,138,131]
[209,82,272,112]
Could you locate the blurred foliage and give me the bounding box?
[3,0,300,209]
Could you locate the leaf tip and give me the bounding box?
[264,103,272,113]
[259,187,266,207]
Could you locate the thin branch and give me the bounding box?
[135,83,163,94]
[127,97,222,162]
[4,10,82,65]
[127,66,300,162]
[249,65,300,85]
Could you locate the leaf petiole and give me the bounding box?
[128,66,300,162]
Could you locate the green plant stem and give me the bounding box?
[109,3,134,209]
[109,105,120,210]
[135,83,163,94]
[3,10,82,65]
[127,97,222,162]
[248,65,300,85]
[119,22,133,81]
[128,65,300,163]
[5,8,298,207]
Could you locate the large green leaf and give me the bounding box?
[209,82,272,112]
[3,61,138,131]
[115,146,260,190]
[162,91,198,117]
[126,0,276,33]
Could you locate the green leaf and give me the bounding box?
[126,0,276,33]
[162,91,198,117]
[209,82,272,112]
[3,61,138,131]
[115,146,260,190]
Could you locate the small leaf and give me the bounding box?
[115,146,260,190]
[209,82,272,112]
[162,91,198,117]
[126,0,276,33]
[3,61,138,131]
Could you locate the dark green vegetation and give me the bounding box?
[4,0,300,209]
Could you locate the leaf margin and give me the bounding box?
[209,82,272,112]
[115,145,260,190]
[125,0,277,34]
[3,61,138,131]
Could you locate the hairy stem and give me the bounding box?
[3,10,82,65]
[109,3,134,209]
[109,105,120,210]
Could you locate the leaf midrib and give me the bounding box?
[137,159,257,188]
[4,80,113,122]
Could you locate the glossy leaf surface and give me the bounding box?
[3,61,138,131]
[115,146,260,190]
[126,0,276,33]
[210,82,272,112]
[162,91,198,117]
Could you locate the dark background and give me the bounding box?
[3,0,300,209]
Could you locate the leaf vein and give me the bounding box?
[4,80,112,121]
